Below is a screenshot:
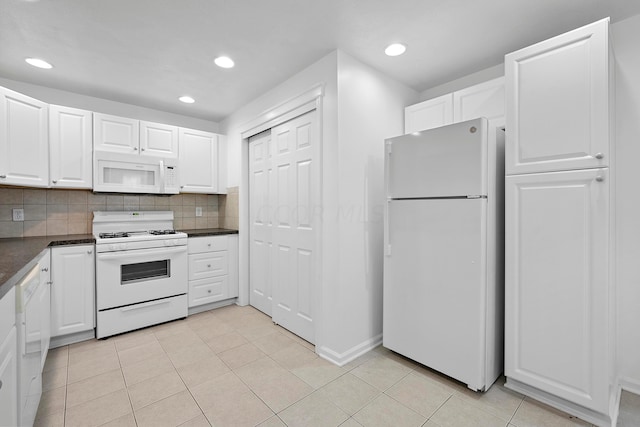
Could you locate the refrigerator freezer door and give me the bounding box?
[383,198,488,390]
[386,118,488,198]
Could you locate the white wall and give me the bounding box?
[611,14,640,393]
[419,64,504,101]
[0,77,219,132]
[322,51,417,359]
[220,50,418,363]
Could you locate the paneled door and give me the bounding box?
[248,110,318,344]
[249,131,274,316]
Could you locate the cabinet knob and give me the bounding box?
[180,185,184,189]
[133,147,138,151]
[0,380,2,390]
[207,290,212,294]
[595,153,604,159]
[596,176,605,182]
[141,148,145,151]
[207,243,211,247]
[87,250,93,254]
[207,264,211,268]
[41,267,48,272]
[0,175,6,179]
[47,281,53,285]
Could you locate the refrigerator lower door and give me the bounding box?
[383,198,488,390]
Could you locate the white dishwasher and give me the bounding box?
[16,265,42,427]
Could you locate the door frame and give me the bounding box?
[239,84,324,348]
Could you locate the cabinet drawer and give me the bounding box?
[188,276,228,307]
[188,236,228,254]
[188,252,228,280]
[0,287,16,343]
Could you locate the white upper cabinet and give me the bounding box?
[94,113,179,158]
[0,87,49,187]
[505,18,611,175]
[179,127,219,193]
[406,78,505,134]
[405,93,453,133]
[453,77,505,124]
[49,105,93,188]
[139,120,179,158]
[93,113,139,153]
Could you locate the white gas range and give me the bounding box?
[93,211,188,338]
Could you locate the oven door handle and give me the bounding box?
[96,245,187,259]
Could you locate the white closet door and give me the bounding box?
[271,111,317,344]
[249,110,318,344]
[249,131,274,316]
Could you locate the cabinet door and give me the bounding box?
[93,113,139,154]
[178,128,218,193]
[404,93,453,133]
[0,327,17,427]
[505,168,609,412]
[188,276,229,307]
[38,251,51,370]
[49,105,93,188]
[505,19,610,174]
[140,121,178,158]
[0,87,49,187]
[453,77,505,123]
[51,245,96,337]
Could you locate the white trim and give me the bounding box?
[505,378,618,427]
[317,334,383,367]
[620,376,640,396]
[240,84,324,139]
[49,329,95,349]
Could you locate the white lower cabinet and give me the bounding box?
[37,251,51,371]
[51,245,96,338]
[0,287,17,427]
[505,168,612,419]
[188,235,238,307]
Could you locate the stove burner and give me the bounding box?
[149,230,177,235]
[99,232,130,239]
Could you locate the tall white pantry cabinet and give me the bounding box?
[504,18,617,427]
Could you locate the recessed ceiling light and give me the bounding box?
[25,57,53,69]
[178,96,195,104]
[385,43,407,57]
[214,56,235,68]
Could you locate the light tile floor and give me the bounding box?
[36,304,640,427]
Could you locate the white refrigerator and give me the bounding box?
[383,117,505,391]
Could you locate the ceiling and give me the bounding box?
[1,0,639,123]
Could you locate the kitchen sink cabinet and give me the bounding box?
[187,235,238,308]
[0,287,17,427]
[37,250,51,371]
[0,86,49,188]
[179,128,223,194]
[94,113,178,158]
[405,77,504,134]
[51,245,95,339]
[49,105,93,189]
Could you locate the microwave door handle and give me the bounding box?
[159,160,165,193]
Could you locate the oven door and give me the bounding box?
[96,245,187,310]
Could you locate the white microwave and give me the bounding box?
[94,151,180,194]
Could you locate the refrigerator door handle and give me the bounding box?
[385,199,391,256]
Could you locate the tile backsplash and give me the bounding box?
[0,186,221,238]
[219,186,239,230]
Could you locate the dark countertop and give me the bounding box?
[183,228,239,237]
[0,234,95,300]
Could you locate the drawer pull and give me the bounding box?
[207,264,211,268]
[41,267,48,272]
[0,380,2,389]
[207,290,212,294]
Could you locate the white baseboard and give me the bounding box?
[620,376,640,396]
[187,298,237,315]
[50,329,96,348]
[317,333,382,367]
